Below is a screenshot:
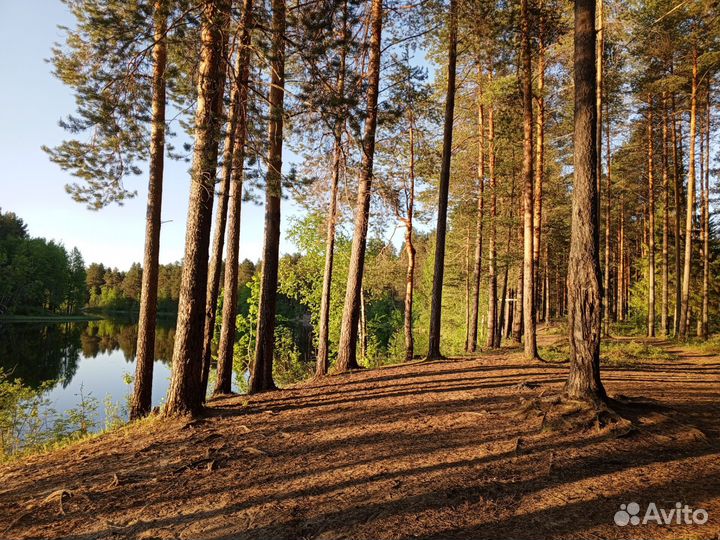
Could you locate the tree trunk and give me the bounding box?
[679,48,697,339]
[427,0,457,360]
[617,197,625,322]
[214,0,253,396]
[602,99,611,337]
[486,104,498,349]
[520,0,537,360]
[249,0,286,393]
[316,1,348,376]
[565,0,606,405]
[647,97,655,337]
[661,94,670,336]
[200,46,243,398]
[464,228,471,349]
[468,68,485,353]
[534,26,545,325]
[544,242,550,321]
[403,133,416,363]
[701,86,710,340]
[498,168,516,346]
[130,0,167,420]
[334,0,383,372]
[316,139,342,375]
[163,0,230,417]
[671,93,683,336]
[359,287,367,363]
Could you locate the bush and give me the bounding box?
[0,369,129,461]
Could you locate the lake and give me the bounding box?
[0,317,226,427]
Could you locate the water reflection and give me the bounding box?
[0,318,177,422]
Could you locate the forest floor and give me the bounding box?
[1,327,720,540]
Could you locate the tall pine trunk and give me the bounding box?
[200,46,244,397]
[403,121,416,362]
[701,87,710,340]
[130,0,167,420]
[486,103,498,349]
[533,26,545,325]
[214,0,253,395]
[661,94,670,336]
[671,93,683,336]
[520,0,538,360]
[467,66,485,353]
[250,0,286,393]
[334,0,383,372]
[565,0,606,405]
[647,97,656,337]
[164,0,231,417]
[679,48,698,339]
[316,1,348,375]
[602,100,611,337]
[427,0,457,360]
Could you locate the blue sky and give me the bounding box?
[0,0,299,270]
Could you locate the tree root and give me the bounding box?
[3,489,73,533]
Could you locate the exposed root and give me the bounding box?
[2,489,73,533]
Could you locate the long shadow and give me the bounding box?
[209,376,568,420]
[293,361,567,394]
[67,426,718,540]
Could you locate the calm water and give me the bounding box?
[0,318,177,425]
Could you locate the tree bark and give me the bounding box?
[661,94,670,336]
[468,67,485,353]
[316,0,348,375]
[679,48,697,339]
[334,0,383,372]
[486,104,498,349]
[701,85,710,340]
[520,0,538,360]
[533,30,545,325]
[403,121,416,362]
[214,0,253,396]
[671,93,683,336]
[464,229,471,348]
[163,0,230,417]
[427,0,457,360]
[647,97,656,337]
[130,0,167,420]
[200,44,244,398]
[249,0,286,393]
[602,99,611,337]
[565,0,606,405]
[617,197,625,322]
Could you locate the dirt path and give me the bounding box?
[1,339,719,540]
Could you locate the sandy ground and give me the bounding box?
[1,333,719,540]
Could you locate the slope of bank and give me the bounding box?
[1,341,719,540]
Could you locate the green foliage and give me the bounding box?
[233,274,310,389]
[0,210,87,316]
[0,370,105,460]
[0,363,135,461]
[601,340,675,366]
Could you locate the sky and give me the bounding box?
[0,0,300,271]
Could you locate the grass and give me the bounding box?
[538,338,677,366]
[601,340,675,366]
[681,334,720,356]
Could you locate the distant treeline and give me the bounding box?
[0,211,86,315]
[86,262,182,314]
[0,209,263,318]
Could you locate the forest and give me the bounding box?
[0,0,719,537]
